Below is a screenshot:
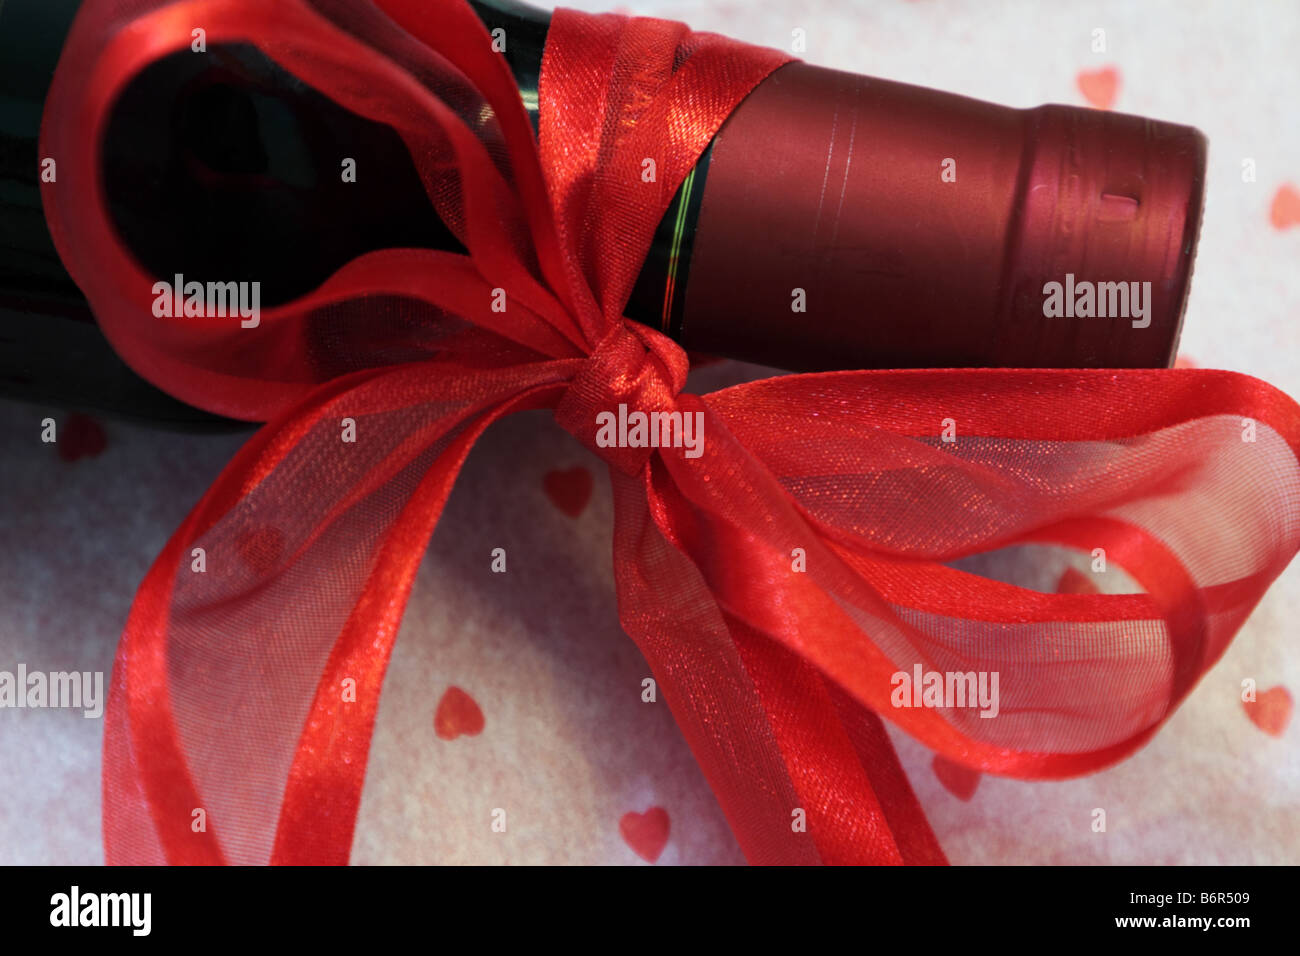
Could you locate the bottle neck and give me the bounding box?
[465,0,713,338]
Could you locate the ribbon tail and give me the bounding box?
[104,362,570,865]
[729,616,948,864]
[610,468,942,864]
[614,369,1300,864]
[826,693,949,865]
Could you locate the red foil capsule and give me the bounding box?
[675,63,1206,370]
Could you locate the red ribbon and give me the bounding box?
[41,0,1300,865]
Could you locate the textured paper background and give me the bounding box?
[1,0,1297,864]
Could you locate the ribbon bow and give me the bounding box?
[40,0,1300,865]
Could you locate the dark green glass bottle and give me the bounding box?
[0,0,708,427]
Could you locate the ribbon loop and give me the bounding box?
[36,0,1300,868]
[555,321,690,475]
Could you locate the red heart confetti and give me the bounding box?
[1243,685,1292,737]
[619,806,670,863]
[1076,66,1119,110]
[434,686,485,740]
[543,465,593,518]
[932,754,981,801]
[1056,566,1101,595]
[56,413,107,462]
[1269,183,1300,230]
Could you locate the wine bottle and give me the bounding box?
[0,0,1205,428]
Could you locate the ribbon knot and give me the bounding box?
[37,0,1300,868]
[554,321,690,475]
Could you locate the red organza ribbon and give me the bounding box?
[40,0,1300,865]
